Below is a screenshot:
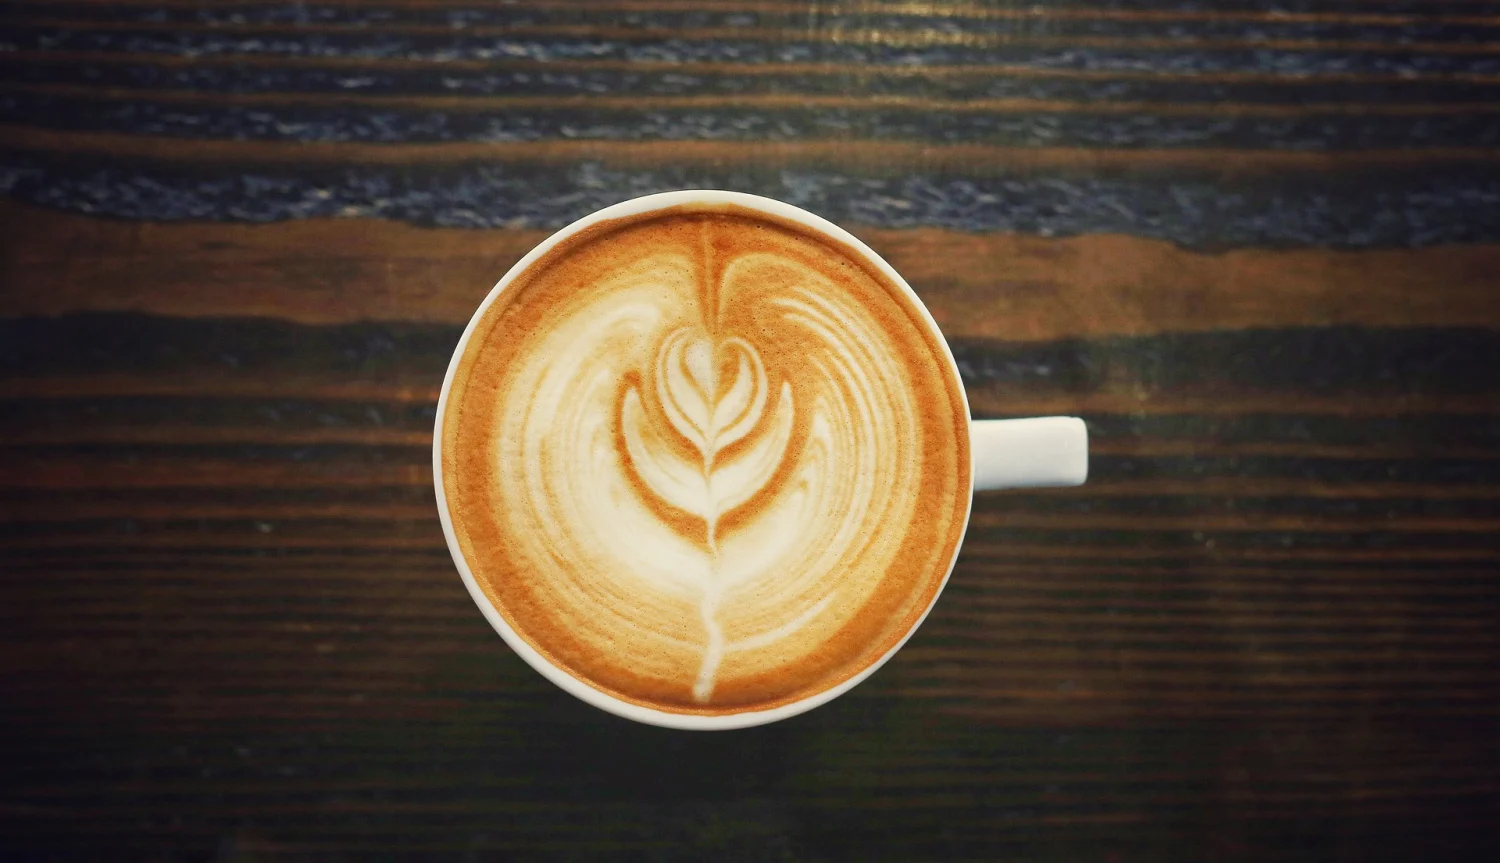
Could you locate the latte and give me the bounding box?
[440,203,970,715]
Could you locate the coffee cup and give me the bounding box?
[435,190,1087,729]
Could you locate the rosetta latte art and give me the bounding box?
[621,327,796,699]
[443,209,968,712]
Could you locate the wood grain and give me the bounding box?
[19,80,1500,116]
[14,124,1500,170]
[7,200,1500,339]
[2,1,1499,859]
[21,0,1500,25]
[16,49,1500,88]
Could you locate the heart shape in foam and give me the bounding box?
[622,326,795,542]
[656,328,768,464]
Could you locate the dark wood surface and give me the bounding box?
[3,1,1500,859]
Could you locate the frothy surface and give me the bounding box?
[441,205,970,714]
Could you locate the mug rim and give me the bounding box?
[432,189,975,729]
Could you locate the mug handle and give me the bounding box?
[971,416,1089,491]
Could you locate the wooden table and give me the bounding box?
[3,1,1498,858]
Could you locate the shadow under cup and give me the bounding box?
[436,191,987,729]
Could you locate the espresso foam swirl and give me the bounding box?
[443,207,969,713]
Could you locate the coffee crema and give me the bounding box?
[441,204,970,714]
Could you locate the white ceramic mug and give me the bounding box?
[434,190,1088,729]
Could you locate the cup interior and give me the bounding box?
[433,190,976,729]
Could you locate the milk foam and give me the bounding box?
[443,208,969,712]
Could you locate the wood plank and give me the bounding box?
[6,202,1500,338]
[7,511,1500,558]
[8,91,1495,155]
[27,0,1500,27]
[7,454,1500,501]
[9,423,1498,460]
[13,17,1500,55]
[12,124,1499,170]
[7,489,1499,533]
[10,372,1500,420]
[6,128,1496,247]
[14,48,1500,86]
[16,81,1500,116]
[26,0,1500,11]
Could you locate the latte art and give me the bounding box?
[442,206,970,714]
[622,327,796,699]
